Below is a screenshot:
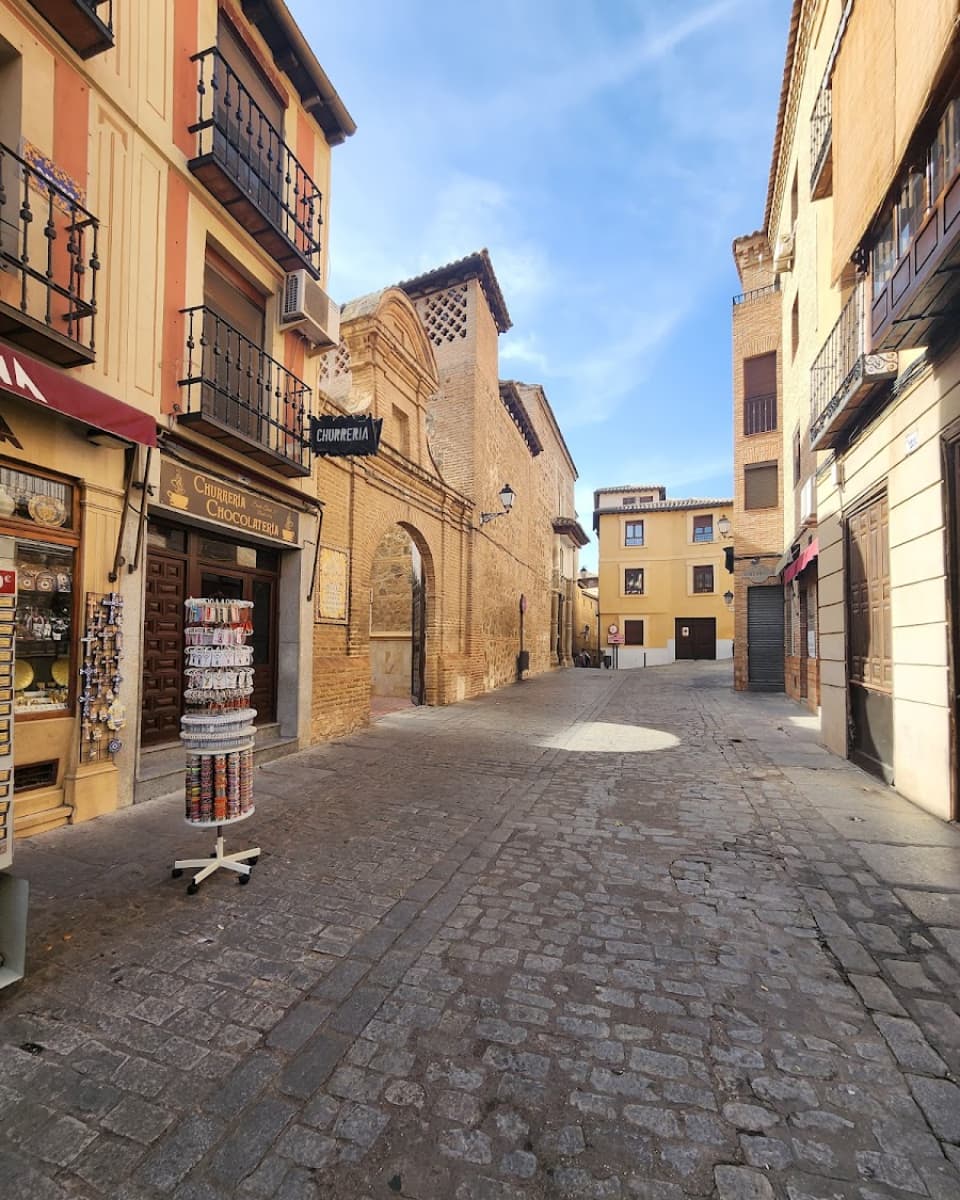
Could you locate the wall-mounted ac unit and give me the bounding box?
[773,231,795,273]
[280,270,340,349]
[800,477,817,526]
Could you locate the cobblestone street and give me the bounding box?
[4,662,960,1199]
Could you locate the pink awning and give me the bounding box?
[784,538,819,584]
[0,345,157,447]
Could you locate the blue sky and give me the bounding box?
[289,0,790,569]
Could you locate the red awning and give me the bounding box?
[0,345,157,447]
[784,538,819,584]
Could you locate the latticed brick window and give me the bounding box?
[418,285,469,345]
[319,340,352,386]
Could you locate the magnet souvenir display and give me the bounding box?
[79,592,126,763]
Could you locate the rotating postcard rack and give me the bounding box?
[172,598,259,893]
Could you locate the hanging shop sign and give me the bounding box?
[309,415,383,457]
[158,461,300,545]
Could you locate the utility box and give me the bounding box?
[0,536,27,989]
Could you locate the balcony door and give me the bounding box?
[203,256,267,442]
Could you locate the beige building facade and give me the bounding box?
[755,0,960,819]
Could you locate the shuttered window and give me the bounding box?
[624,521,644,546]
[693,565,714,593]
[624,620,644,645]
[744,352,777,435]
[744,462,778,510]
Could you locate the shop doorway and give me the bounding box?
[747,586,785,690]
[370,526,426,711]
[141,520,279,746]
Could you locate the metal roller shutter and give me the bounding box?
[747,585,785,690]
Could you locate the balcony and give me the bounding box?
[187,48,322,278]
[176,306,311,478]
[0,141,99,367]
[810,281,897,450]
[744,391,777,436]
[810,85,832,200]
[870,152,960,352]
[27,0,114,59]
[732,281,780,306]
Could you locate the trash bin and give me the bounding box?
[603,654,612,669]
[516,650,530,679]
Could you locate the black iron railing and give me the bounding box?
[178,306,311,475]
[189,47,322,273]
[810,86,832,193]
[811,282,864,425]
[744,391,777,435]
[732,281,780,306]
[0,141,99,359]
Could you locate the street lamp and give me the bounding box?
[480,483,516,525]
[717,514,732,539]
[723,589,734,607]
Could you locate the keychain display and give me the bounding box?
[173,597,259,894]
[79,592,126,763]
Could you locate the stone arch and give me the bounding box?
[351,503,441,710]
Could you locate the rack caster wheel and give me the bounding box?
[248,856,259,866]
[171,867,183,879]
[187,882,199,895]
[238,873,251,885]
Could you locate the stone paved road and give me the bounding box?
[3,662,960,1200]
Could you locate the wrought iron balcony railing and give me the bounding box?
[0,141,99,366]
[744,391,777,436]
[809,280,897,450]
[177,306,311,477]
[810,85,832,200]
[26,0,114,59]
[188,47,322,277]
[732,281,780,306]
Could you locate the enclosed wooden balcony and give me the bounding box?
[176,306,311,478]
[187,47,322,278]
[27,0,113,58]
[870,157,960,352]
[0,141,99,367]
[810,281,898,450]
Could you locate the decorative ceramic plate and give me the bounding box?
[35,570,56,592]
[51,656,71,686]
[14,659,34,691]
[28,495,67,527]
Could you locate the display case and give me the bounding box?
[13,540,75,715]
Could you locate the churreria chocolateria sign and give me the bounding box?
[159,461,300,545]
[309,415,383,457]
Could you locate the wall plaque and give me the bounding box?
[315,546,348,622]
[159,460,300,546]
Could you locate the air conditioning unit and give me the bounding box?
[800,477,817,526]
[280,270,340,349]
[773,231,795,273]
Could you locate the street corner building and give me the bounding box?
[0,2,589,846]
[730,0,960,820]
[592,486,734,668]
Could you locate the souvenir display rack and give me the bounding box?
[0,577,15,870]
[79,592,125,763]
[172,597,259,893]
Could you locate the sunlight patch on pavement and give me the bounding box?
[542,721,680,753]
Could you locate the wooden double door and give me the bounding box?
[141,521,279,747]
[675,617,716,660]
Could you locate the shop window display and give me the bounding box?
[14,540,75,714]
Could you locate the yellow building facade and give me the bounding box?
[594,488,734,668]
[0,2,588,841]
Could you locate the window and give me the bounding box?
[743,352,777,435]
[624,619,644,645]
[790,167,798,227]
[622,496,636,507]
[0,464,80,720]
[693,515,713,543]
[624,521,644,546]
[793,429,801,486]
[693,565,714,594]
[624,568,644,595]
[791,294,800,360]
[744,462,778,510]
